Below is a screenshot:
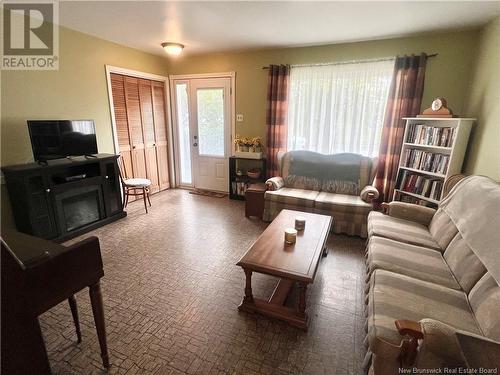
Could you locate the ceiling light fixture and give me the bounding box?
[161,42,184,56]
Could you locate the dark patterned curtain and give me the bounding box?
[375,54,427,203]
[266,64,290,177]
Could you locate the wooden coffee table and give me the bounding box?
[236,209,332,329]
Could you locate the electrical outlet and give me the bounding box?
[236,114,244,122]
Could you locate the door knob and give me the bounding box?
[46,188,51,193]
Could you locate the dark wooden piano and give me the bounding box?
[1,230,109,374]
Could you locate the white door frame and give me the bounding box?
[104,65,176,187]
[169,72,236,189]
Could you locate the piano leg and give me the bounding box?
[68,295,82,343]
[89,282,110,368]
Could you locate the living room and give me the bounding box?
[1,1,499,374]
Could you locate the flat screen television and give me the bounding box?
[28,120,98,161]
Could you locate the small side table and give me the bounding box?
[245,183,267,219]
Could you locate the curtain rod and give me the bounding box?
[262,53,438,69]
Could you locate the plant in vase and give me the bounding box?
[251,137,263,152]
[234,135,248,152]
[242,137,253,151]
[235,135,263,154]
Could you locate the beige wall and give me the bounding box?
[463,17,500,180]
[1,22,496,182]
[1,25,168,167]
[1,25,168,230]
[1,27,483,169]
[168,30,480,142]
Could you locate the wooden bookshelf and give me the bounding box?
[229,156,267,200]
[399,166,446,179]
[393,117,474,207]
[402,143,452,152]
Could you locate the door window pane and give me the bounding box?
[197,88,225,157]
[175,83,192,184]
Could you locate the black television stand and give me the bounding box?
[2,154,126,242]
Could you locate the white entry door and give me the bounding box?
[173,77,231,192]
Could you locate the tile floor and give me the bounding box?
[40,189,367,375]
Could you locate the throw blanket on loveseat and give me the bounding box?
[264,150,378,237]
[440,175,500,284]
[285,150,362,194]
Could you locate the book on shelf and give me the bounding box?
[406,124,455,147]
[231,181,250,196]
[402,149,450,174]
[397,170,443,200]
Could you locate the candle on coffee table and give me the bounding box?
[284,228,297,244]
[295,216,306,231]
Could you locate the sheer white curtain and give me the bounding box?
[287,59,394,157]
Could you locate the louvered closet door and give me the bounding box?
[110,74,134,178]
[152,81,170,190]
[124,76,148,181]
[110,73,170,198]
[138,79,160,193]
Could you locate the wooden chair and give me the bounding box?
[118,156,152,213]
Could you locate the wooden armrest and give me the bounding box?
[396,319,424,339]
[396,320,423,366]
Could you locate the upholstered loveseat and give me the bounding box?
[364,175,500,374]
[263,150,378,237]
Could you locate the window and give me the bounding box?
[287,60,394,157]
[196,88,225,157]
[175,82,192,184]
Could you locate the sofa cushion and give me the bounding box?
[314,192,372,237]
[368,270,482,358]
[444,233,487,293]
[366,237,460,290]
[429,208,459,249]
[468,273,500,341]
[367,211,441,251]
[264,188,319,207]
[315,191,371,211]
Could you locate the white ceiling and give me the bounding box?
[59,1,500,57]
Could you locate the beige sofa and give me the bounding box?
[263,150,378,237]
[364,175,500,374]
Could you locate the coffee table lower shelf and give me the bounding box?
[237,271,309,330]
